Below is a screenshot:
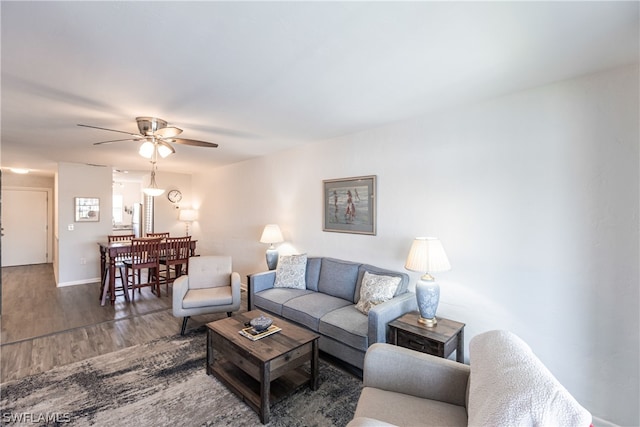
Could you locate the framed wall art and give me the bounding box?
[323,175,376,235]
[75,197,100,222]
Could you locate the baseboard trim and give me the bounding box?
[57,277,100,287]
[592,415,620,427]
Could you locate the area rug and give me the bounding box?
[0,331,362,426]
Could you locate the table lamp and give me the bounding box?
[404,237,451,327]
[260,224,284,270]
[179,209,198,236]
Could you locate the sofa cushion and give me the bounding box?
[353,387,468,427]
[282,292,352,331]
[253,288,314,316]
[319,305,368,351]
[356,264,409,302]
[317,258,360,302]
[274,254,307,289]
[355,271,401,315]
[468,330,592,427]
[305,257,322,291]
[183,287,232,309]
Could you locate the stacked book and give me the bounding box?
[239,325,282,341]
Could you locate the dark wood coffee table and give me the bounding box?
[206,310,320,424]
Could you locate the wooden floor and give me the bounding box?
[1,263,246,383]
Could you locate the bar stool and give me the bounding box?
[100,234,134,302]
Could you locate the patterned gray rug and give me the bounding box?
[0,331,362,426]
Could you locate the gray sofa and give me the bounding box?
[348,330,592,427]
[248,257,416,369]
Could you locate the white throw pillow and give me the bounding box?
[355,271,401,315]
[273,254,307,289]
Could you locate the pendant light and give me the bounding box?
[142,164,164,197]
[142,145,165,197]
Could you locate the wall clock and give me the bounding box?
[167,189,182,204]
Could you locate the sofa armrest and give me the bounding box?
[248,271,276,309]
[363,343,470,407]
[231,271,241,306]
[346,417,397,427]
[172,275,190,317]
[367,292,417,344]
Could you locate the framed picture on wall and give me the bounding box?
[323,175,376,235]
[75,197,100,222]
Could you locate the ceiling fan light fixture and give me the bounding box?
[139,141,155,159]
[139,140,175,159]
[157,141,175,158]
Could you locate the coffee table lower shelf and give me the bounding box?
[209,358,313,416]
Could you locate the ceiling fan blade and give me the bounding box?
[93,138,144,146]
[165,138,219,148]
[154,126,183,138]
[78,124,141,137]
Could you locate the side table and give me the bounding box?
[388,312,465,362]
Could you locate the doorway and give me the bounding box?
[1,188,49,266]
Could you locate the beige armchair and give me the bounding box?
[172,255,241,335]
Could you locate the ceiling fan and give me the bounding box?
[78,117,219,158]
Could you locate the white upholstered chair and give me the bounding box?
[172,255,241,335]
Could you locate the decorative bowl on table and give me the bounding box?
[250,314,273,332]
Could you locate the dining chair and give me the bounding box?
[146,232,170,269]
[124,237,162,300]
[159,235,192,294]
[100,234,135,302]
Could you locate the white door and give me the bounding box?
[1,189,48,266]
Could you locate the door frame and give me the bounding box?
[2,186,54,265]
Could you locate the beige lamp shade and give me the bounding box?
[405,237,451,273]
[179,209,198,222]
[260,224,284,244]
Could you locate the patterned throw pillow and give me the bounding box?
[355,271,401,315]
[274,254,307,289]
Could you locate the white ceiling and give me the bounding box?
[1,1,638,177]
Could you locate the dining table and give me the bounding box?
[97,238,197,305]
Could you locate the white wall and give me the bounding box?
[193,65,639,426]
[151,171,193,236]
[56,162,113,285]
[3,172,54,189]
